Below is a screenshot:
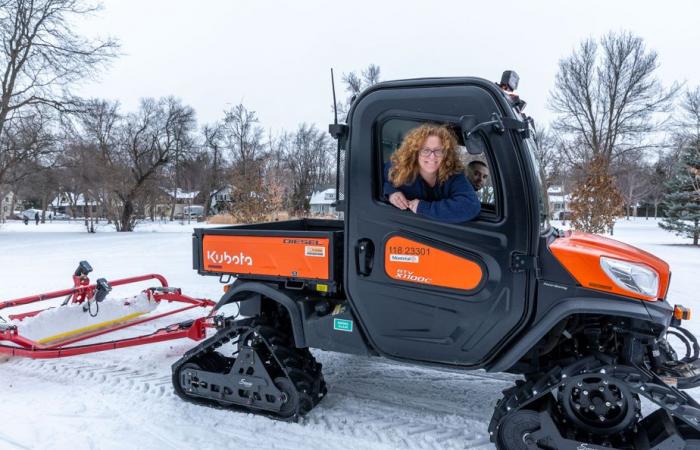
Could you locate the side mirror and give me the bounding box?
[459,116,485,155]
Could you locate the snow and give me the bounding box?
[0,219,220,234]
[1,218,699,450]
[12,292,157,343]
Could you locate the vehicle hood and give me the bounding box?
[549,230,670,301]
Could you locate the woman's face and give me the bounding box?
[417,135,444,176]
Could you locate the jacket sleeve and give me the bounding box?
[382,162,399,200]
[415,173,481,223]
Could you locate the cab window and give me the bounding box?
[378,118,500,218]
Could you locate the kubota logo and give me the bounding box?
[206,250,253,266]
[395,269,431,284]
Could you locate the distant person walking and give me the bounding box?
[34,212,39,225]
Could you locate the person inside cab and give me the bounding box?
[383,124,480,223]
[466,160,489,192]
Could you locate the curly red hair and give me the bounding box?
[388,124,463,187]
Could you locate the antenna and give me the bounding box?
[331,68,339,125]
[328,68,348,214]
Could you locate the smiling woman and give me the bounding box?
[383,124,480,223]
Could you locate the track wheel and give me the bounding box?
[558,373,639,437]
[495,410,542,450]
[174,363,207,403]
[274,376,312,419]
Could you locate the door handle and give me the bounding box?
[356,239,375,276]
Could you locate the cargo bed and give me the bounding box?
[192,219,344,293]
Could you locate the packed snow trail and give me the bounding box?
[2,347,505,450]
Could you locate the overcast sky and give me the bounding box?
[75,0,700,134]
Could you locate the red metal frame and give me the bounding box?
[0,273,216,359]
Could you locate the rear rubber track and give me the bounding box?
[172,316,326,421]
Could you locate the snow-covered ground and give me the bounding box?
[0,218,699,450]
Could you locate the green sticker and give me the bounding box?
[333,318,353,332]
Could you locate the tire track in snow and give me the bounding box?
[6,356,499,449]
[0,430,33,450]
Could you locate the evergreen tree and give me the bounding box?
[660,87,700,245]
[659,145,700,245]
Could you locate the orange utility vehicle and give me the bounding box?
[173,72,700,449]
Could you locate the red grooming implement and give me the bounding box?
[0,261,216,359]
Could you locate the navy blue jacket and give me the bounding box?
[383,164,481,223]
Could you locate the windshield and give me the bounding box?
[522,132,550,232]
[500,88,550,232]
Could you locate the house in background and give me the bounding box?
[50,193,99,218]
[209,185,233,214]
[547,185,571,220]
[309,188,336,215]
[150,188,201,219]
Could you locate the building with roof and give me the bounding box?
[309,188,336,215]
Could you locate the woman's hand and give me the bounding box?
[389,192,410,210]
[408,199,420,213]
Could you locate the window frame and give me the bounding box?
[374,111,503,223]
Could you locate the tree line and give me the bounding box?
[535,31,700,244]
[1,96,338,231]
[1,2,698,242]
[0,0,340,231]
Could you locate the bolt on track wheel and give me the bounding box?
[496,410,542,450]
[558,374,639,437]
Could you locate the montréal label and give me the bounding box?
[389,254,419,263]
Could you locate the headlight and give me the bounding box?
[600,257,659,298]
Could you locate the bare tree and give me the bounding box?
[0,108,55,187]
[0,0,118,186]
[162,97,196,220]
[199,122,226,216]
[221,103,272,222]
[337,64,381,118]
[532,124,561,216]
[549,31,676,169]
[78,97,196,231]
[266,129,292,212]
[286,123,334,213]
[75,98,119,224]
[615,155,654,218]
[222,103,264,178]
[675,87,700,146]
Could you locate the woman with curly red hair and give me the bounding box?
[383,124,480,223]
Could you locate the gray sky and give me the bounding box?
[76,0,700,134]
